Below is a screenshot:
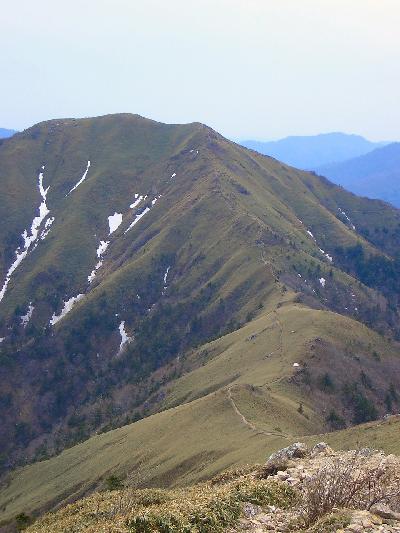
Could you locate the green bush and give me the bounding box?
[15,512,31,531]
[318,373,335,393]
[326,410,346,429]
[105,474,124,491]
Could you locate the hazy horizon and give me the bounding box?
[4,116,397,145]
[2,0,400,141]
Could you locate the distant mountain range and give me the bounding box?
[240,133,400,207]
[240,132,388,170]
[0,128,17,139]
[317,143,400,207]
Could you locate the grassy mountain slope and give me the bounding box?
[240,133,386,169]
[317,142,400,207]
[21,440,400,533]
[164,303,400,424]
[1,301,399,523]
[1,114,400,525]
[1,385,399,524]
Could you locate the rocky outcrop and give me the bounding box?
[233,443,400,532]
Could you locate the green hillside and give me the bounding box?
[1,302,400,524]
[1,114,400,529]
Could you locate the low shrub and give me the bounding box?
[15,512,31,531]
[300,451,400,526]
[128,479,296,532]
[307,510,352,532]
[105,474,124,491]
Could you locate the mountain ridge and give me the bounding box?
[0,114,400,528]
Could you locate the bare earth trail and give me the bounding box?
[260,310,288,388]
[226,386,288,439]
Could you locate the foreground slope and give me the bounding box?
[1,302,399,523]
[23,442,400,533]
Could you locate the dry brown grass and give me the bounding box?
[26,475,296,533]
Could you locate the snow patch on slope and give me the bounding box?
[39,216,55,241]
[125,196,159,234]
[338,207,356,230]
[118,321,132,353]
[67,161,91,195]
[50,294,84,325]
[319,248,333,262]
[96,240,109,257]
[163,266,170,285]
[108,213,123,234]
[88,240,109,283]
[162,266,171,295]
[125,207,150,233]
[0,169,51,303]
[21,302,34,327]
[319,277,326,288]
[130,195,143,209]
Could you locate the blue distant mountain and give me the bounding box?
[0,128,17,139]
[317,142,400,208]
[240,132,388,169]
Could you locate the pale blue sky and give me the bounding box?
[1,0,400,140]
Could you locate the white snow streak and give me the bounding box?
[162,266,171,295]
[88,241,109,283]
[21,302,34,327]
[118,321,132,353]
[338,207,356,230]
[130,195,143,209]
[319,277,326,288]
[88,203,126,283]
[67,161,91,195]
[108,212,123,234]
[163,266,170,285]
[88,264,101,283]
[50,294,84,325]
[0,169,51,303]
[125,207,150,233]
[319,248,333,262]
[40,216,55,240]
[44,217,54,229]
[306,230,315,240]
[96,240,109,257]
[170,173,176,179]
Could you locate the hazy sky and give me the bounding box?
[1,0,400,140]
